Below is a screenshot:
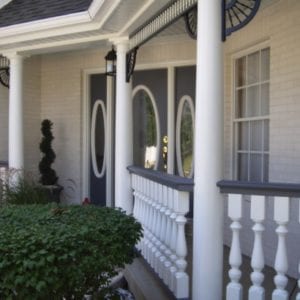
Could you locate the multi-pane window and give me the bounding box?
[234,47,270,182]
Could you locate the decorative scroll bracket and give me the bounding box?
[0,56,10,88]
[222,0,261,41]
[184,5,197,40]
[126,47,138,83]
[0,67,9,88]
[184,0,261,42]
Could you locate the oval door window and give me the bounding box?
[132,85,160,170]
[176,95,195,178]
[91,100,106,178]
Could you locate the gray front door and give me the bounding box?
[132,69,168,171]
[90,74,107,205]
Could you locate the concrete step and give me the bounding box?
[124,257,176,300]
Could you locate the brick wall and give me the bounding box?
[40,48,107,204]
[0,85,8,161]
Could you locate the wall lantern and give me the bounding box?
[105,47,116,76]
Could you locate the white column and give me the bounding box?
[114,39,133,214]
[192,1,224,300]
[7,53,24,171]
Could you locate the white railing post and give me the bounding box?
[227,194,243,300]
[249,195,266,300]
[174,190,189,299]
[272,196,290,300]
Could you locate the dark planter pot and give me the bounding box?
[41,185,63,203]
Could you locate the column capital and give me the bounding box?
[1,51,25,61]
[109,37,129,49]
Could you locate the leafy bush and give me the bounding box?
[0,205,142,299]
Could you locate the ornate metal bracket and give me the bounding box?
[0,67,9,88]
[184,0,261,41]
[126,47,138,83]
[222,0,261,41]
[184,6,197,40]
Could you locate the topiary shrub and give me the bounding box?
[39,119,58,185]
[0,204,142,299]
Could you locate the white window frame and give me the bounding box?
[232,43,270,182]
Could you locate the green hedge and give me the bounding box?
[0,204,142,299]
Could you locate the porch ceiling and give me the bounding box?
[0,0,172,56]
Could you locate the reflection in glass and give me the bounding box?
[91,100,106,178]
[95,107,105,171]
[176,96,194,178]
[180,102,194,177]
[133,88,158,169]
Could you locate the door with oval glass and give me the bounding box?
[90,74,107,205]
[175,66,196,178]
[132,69,167,171]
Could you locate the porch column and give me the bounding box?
[7,53,24,171]
[192,1,224,300]
[114,39,133,214]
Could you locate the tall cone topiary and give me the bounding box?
[39,119,58,185]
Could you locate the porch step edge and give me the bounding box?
[124,257,176,300]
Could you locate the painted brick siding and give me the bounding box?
[40,48,107,204]
[23,57,42,174]
[223,0,300,277]
[0,56,41,174]
[0,85,8,162]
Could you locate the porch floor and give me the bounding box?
[125,219,298,299]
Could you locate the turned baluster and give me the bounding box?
[249,195,266,300]
[154,183,163,273]
[159,185,168,279]
[164,187,173,286]
[174,190,189,299]
[169,190,178,292]
[272,196,290,300]
[227,194,243,300]
[149,181,157,267]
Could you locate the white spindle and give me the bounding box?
[159,186,168,279]
[154,184,163,274]
[297,201,300,300]
[174,190,189,299]
[169,194,178,291]
[249,195,266,300]
[164,188,174,287]
[227,194,243,300]
[272,196,290,300]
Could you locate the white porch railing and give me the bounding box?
[0,162,8,203]
[218,180,300,300]
[128,166,193,300]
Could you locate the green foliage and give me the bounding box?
[0,205,142,299]
[3,171,49,206]
[39,119,58,185]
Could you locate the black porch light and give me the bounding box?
[105,46,116,76]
